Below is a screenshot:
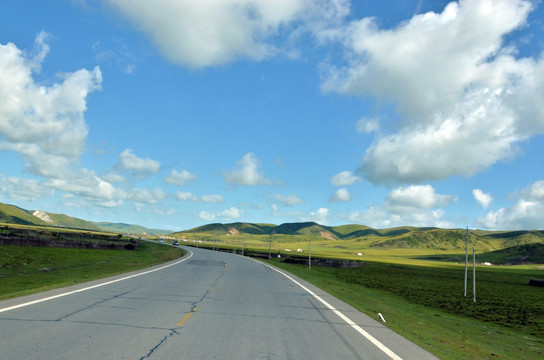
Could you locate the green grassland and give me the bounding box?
[269,260,543,360]
[0,241,185,300]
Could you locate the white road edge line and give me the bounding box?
[259,260,403,360]
[0,250,193,314]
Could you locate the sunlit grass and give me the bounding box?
[0,242,185,300]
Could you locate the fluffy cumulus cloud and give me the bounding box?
[176,192,224,203]
[117,149,160,176]
[330,187,350,202]
[197,207,244,222]
[0,32,102,178]
[106,0,349,68]
[331,170,361,186]
[347,185,455,228]
[323,0,544,184]
[272,194,304,206]
[308,207,329,224]
[165,169,196,186]
[176,192,198,202]
[218,207,244,221]
[387,185,455,213]
[128,188,167,204]
[477,180,544,230]
[0,174,53,202]
[199,211,216,222]
[224,152,271,186]
[473,189,492,209]
[48,169,122,207]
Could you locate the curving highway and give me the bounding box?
[0,247,438,359]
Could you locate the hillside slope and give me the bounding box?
[0,203,47,226]
[175,221,544,253]
[0,202,166,234]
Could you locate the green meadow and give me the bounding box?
[0,241,185,300]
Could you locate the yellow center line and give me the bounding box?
[177,306,198,327]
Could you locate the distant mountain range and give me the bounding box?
[175,221,544,253]
[2,201,543,256]
[0,202,170,235]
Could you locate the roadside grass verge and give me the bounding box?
[266,259,544,360]
[0,242,185,300]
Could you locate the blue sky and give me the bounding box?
[1,0,543,231]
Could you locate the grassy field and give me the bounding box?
[0,241,185,300]
[267,260,543,360]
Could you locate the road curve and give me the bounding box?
[0,247,438,359]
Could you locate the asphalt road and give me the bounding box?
[0,247,438,359]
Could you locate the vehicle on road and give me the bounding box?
[173,240,179,246]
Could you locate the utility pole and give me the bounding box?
[268,233,272,260]
[464,226,469,297]
[473,247,476,303]
[309,236,312,270]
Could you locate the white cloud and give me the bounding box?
[331,170,361,186]
[106,0,349,68]
[165,169,196,186]
[473,189,492,209]
[117,149,160,176]
[387,185,454,212]
[0,33,102,178]
[323,0,544,184]
[199,211,216,222]
[224,152,271,186]
[272,194,304,206]
[521,180,544,200]
[356,117,379,134]
[176,192,224,203]
[346,185,455,228]
[128,188,167,204]
[176,192,198,202]
[477,180,544,230]
[330,187,350,202]
[218,207,244,221]
[102,171,126,184]
[48,170,119,202]
[200,194,224,203]
[0,174,53,202]
[308,207,329,224]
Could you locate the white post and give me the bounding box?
[309,237,312,270]
[268,233,272,260]
[464,227,469,297]
[473,247,476,303]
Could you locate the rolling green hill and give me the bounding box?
[175,221,544,255]
[479,243,544,264]
[0,202,168,235]
[0,203,47,226]
[93,222,170,235]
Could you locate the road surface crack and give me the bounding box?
[56,289,134,321]
[138,328,180,360]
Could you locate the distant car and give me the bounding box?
[159,240,164,243]
[172,240,179,246]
